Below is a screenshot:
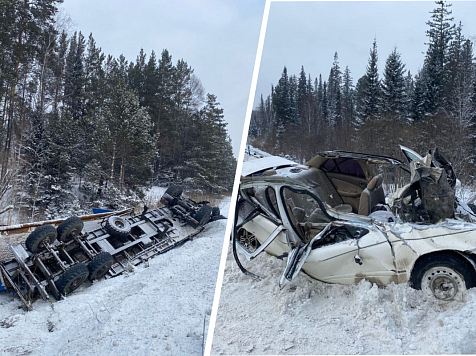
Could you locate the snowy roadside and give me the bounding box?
[0,194,230,356]
[211,247,476,355]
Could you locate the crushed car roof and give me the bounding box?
[241,156,299,176]
[306,150,406,168]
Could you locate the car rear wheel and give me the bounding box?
[410,254,476,301]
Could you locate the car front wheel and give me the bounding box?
[410,254,476,301]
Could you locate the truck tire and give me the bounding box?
[105,216,131,239]
[212,207,220,217]
[194,205,213,227]
[57,216,84,242]
[88,252,114,281]
[25,225,57,254]
[164,185,183,198]
[55,263,89,296]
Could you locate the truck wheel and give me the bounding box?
[55,263,89,296]
[194,205,213,227]
[164,185,183,198]
[410,253,476,300]
[212,207,220,217]
[25,225,57,253]
[88,252,114,281]
[105,216,131,239]
[57,216,84,242]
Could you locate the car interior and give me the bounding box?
[307,157,387,216]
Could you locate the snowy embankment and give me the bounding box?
[211,147,476,355]
[0,188,230,356]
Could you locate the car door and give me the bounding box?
[300,223,397,286]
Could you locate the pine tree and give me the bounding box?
[64,32,86,120]
[297,66,307,125]
[98,79,154,189]
[327,52,343,126]
[364,39,381,121]
[381,48,407,119]
[404,70,414,118]
[421,0,455,115]
[273,67,290,139]
[411,71,426,121]
[342,66,354,128]
[288,74,299,126]
[445,23,474,125]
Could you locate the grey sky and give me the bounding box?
[255,1,476,106]
[60,0,265,157]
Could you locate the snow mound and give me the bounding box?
[211,247,476,355]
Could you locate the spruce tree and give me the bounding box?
[327,52,343,126]
[381,48,407,119]
[342,66,354,127]
[361,39,381,122]
[273,67,290,139]
[421,0,455,115]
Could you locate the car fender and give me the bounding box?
[388,221,476,282]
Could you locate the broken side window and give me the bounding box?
[265,186,280,219]
[281,186,332,242]
[322,158,366,178]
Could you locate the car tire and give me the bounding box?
[25,225,57,254]
[88,252,114,281]
[105,216,131,239]
[57,216,84,242]
[410,253,476,300]
[194,205,213,227]
[55,263,89,296]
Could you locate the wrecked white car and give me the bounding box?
[233,146,476,301]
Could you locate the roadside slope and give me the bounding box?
[0,197,229,356]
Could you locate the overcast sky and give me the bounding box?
[60,0,265,157]
[255,1,476,106]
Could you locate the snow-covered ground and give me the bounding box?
[211,247,476,355]
[0,189,230,356]
[210,147,476,355]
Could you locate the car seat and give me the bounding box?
[358,174,385,215]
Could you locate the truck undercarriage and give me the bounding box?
[0,187,221,310]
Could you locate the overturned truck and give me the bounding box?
[0,187,222,310]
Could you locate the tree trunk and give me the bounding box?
[119,157,125,191]
[110,142,116,180]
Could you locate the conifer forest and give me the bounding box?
[249,1,476,187]
[0,0,236,222]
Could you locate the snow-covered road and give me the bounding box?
[0,195,230,356]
